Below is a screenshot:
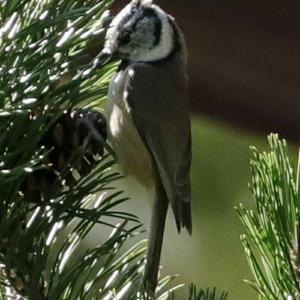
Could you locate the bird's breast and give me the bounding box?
[106,71,154,187]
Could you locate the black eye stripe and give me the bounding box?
[118,31,131,45]
[152,16,162,46]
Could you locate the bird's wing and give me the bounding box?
[123,62,192,233]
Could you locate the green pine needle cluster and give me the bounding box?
[187,285,228,300]
[237,134,300,300]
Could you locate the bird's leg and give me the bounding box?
[143,180,168,296]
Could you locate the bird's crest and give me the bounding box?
[131,0,153,7]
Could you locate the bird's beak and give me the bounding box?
[94,49,116,68]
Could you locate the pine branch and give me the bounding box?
[237,134,300,300]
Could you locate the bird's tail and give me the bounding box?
[142,179,168,295]
[177,199,192,235]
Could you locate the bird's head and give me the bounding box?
[101,0,177,63]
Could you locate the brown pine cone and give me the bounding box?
[21,108,107,202]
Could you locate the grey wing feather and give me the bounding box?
[124,62,192,233]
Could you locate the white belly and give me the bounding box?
[106,71,154,187]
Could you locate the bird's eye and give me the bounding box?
[119,30,131,45]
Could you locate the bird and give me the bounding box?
[99,0,192,294]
